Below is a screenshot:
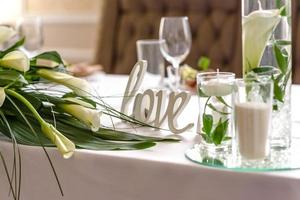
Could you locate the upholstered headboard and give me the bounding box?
[95,0,300,83]
[95,0,242,76]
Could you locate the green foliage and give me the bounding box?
[31,51,64,66]
[274,44,288,74]
[197,56,210,71]
[0,70,27,87]
[211,119,229,145]
[200,97,231,145]
[251,66,276,74]
[202,114,213,138]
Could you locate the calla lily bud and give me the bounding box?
[60,104,101,132]
[0,26,15,44]
[0,50,29,72]
[0,87,5,107]
[41,122,75,159]
[36,69,92,97]
[242,8,281,74]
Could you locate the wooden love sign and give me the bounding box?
[121,61,194,134]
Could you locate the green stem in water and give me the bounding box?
[203,96,211,115]
[5,89,44,124]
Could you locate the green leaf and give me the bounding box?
[197,56,210,71]
[57,116,178,142]
[18,90,65,105]
[0,70,28,87]
[202,114,213,136]
[276,0,281,9]
[207,103,230,115]
[273,76,284,103]
[200,134,212,143]
[274,44,288,74]
[251,66,276,74]
[0,38,25,58]
[31,51,64,65]
[211,119,229,145]
[198,88,209,97]
[62,92,97,108]
[275,40,291,46]
[279,6,287,16]
[216,96,232,108]
[275,1,287,16]
[0,116,158,151]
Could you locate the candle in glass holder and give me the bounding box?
[197,71,235,152]
[235,102,271,159]
[234,77,273,160]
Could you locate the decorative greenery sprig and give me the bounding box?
[198,89,231,145]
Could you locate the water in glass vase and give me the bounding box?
[242,0,292,149]
[197,72,235,153]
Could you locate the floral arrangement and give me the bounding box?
[181,56,211,89]
[0,26,175,199]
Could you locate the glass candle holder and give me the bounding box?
[197,72,235,153]
[234,77,273,161]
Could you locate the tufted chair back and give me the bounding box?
[95,0,242,76]
[293,0,300,83]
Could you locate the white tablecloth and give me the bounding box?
[1,73,300,200]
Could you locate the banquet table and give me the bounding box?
[1,73,300,200]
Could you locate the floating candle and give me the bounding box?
[201,70,233,96]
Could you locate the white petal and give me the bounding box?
[0,26,15,44]
[0,50,29,72]
[0,87,5,107]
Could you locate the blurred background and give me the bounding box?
[0,0,299,81]
[1,0,101,63]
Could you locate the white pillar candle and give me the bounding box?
[235,102,271,160]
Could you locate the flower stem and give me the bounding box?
[203,96,211,114]
[5,89,44,124]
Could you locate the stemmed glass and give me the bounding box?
[16,16,44,56]
[159,16,192,90]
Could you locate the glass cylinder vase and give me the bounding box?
[242,0,292,149]
[197,72,235,153]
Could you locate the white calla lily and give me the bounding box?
[0,87,5,107]
[242,7,281,74]
[41,121,75,159]
[0,50,30,72]
[36,69,93,96]
[0,26,15,44]
[60,104,101,132]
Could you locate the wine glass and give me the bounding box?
[159,16,192,90]
[16,16,44,56]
